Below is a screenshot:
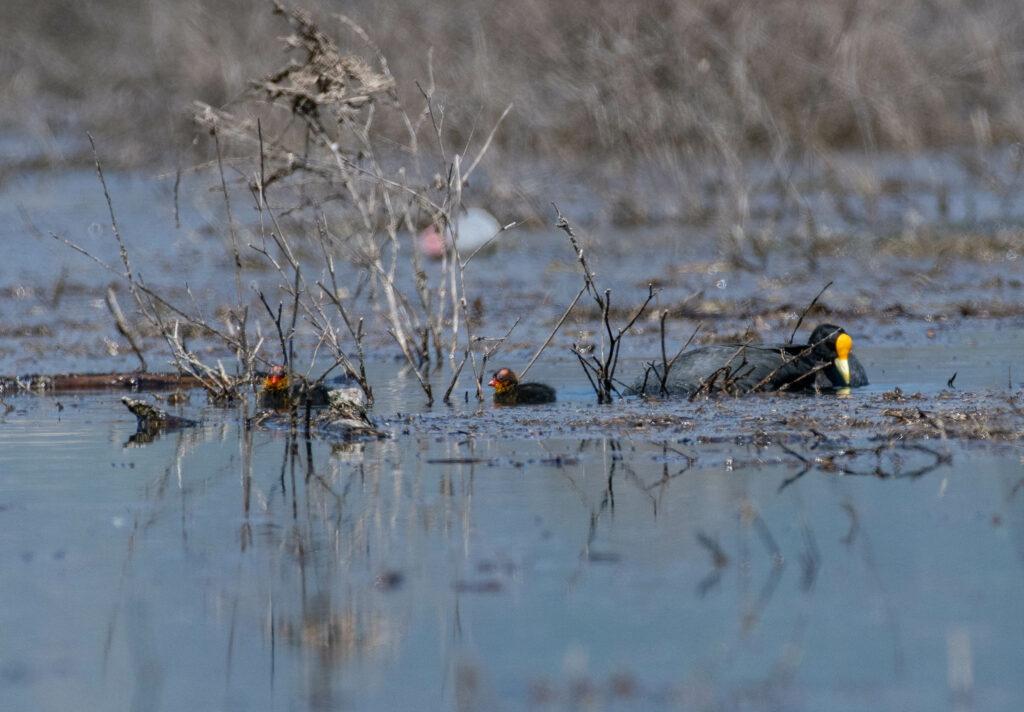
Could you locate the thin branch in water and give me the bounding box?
[787,281,833,344]
[657,320,702,396]
[173,164,182,230]
[460,103,513,187]
[460,220,520,269]
[519,284,586,381]
[689,339,754,400]
[745,327,839,395]
[258,291,288,367]
[442,351,469,404]
[214,128,252,383]
[86,132,133,284]
[389,329,433,406]
[473,317,521,398]
[105,288,147,372]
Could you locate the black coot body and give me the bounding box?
[627,323,868,397]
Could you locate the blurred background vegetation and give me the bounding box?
[3,0,1023,220]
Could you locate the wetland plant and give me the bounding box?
[56,3,520,408]
[190,2,520,406]
[554,207,656,403]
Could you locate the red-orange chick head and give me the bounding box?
[262,365,290,392]
[487,368,519,394]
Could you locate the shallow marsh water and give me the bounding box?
[1,378,1023,711]
[2,165,1024,710]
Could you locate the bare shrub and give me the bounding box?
[554,207,656,403]
[55,3,520,407]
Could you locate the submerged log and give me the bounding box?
[3,372,204,393]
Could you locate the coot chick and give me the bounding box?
[488,368,557,405]
[258,366,331,409]
[627,323,868,397]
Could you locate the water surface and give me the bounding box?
[2,164,1024,711]
[1,369,1023,711]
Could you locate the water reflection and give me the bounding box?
[2,394,1023,710]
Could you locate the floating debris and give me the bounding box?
[121,397,199,439]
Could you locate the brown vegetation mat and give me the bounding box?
[569,389,1024,446]
[398,387,1024,486]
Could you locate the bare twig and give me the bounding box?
[746,327,840,394]
[105,288,147,372]
[555,205,656,403]
[787,281,833,344]
[637,319,703,397]
[519,283,586,381]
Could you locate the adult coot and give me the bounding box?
[488,368,557,405]
[627,323,868,397]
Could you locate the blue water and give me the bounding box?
[0,385,1022,711]
[3,162,1024,711]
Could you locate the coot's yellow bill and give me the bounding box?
[834,332,852,384]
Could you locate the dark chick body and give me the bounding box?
[258,366,331,409]
[488,368,556,405]
[627,323,868,397]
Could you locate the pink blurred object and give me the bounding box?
[418,225,446,258]
[417,208,501,259]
